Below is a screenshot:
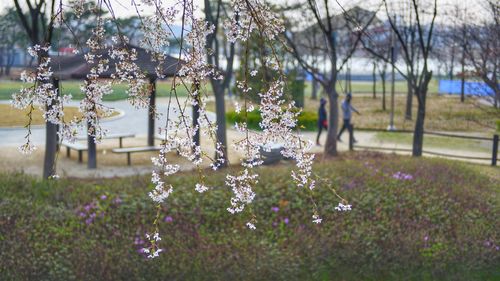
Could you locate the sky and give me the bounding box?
[0,0,487,20]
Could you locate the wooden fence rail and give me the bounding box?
[349,127,499,166]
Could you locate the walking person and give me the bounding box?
[316,98,328,146]
[337,93,360,142]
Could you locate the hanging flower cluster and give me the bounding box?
[12,45,75,152]
[109,36,149,108]
[13,0,350,259]
[81,20,114,142]
[224,0,284,43]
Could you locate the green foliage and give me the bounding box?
[232,71,305,106]
[226,109,262,130]
[226,109,318,131]
[296,110,317,131]
[496,120,500,132]
[0,155,499,280]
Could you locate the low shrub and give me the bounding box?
[0,154,498,280]
[226,109,318,131]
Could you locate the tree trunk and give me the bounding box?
[381,73,386,111]
[372,62,376,99]
[412,75,431,157]
[496,88,500,108]
[344,71,348,93]
[148,77,156,146]
[348,67,352,93]
[324,84,339,156]
[87,121,97,169]
[43,78,59,179]
[405,82,413,120]
[412,95,425,157]
[0,47,4,76]
[213,82,228,167]
[192,82,201,149]
[483,80,500,109]
[460,48,465,103]
[449,47,455,82]
[389,62,396,129]
[311,78,318,100]
[5,48,15,76]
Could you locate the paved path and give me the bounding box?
[0,98,215,147]
[0,98,496,178]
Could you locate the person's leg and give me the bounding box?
[337,119,347,140]
[347,120,356,143]
[316,124,323,145]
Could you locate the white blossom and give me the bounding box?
[312,214,322,224]
[195,183,209,193]
[335,203,352,212]
[246,222,256,230]
[11,0,346,259]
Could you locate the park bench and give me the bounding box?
[61,141,88,163]
[112,146,162,165]
[76,133,135,148]
[259,143,284,165]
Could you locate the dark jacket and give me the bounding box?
[318,104,327,125]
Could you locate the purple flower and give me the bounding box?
[164,216,173,223]
[392,171,414,181]
[78,212,86,218]
[283,217,289,225]
[84,204,93,212]
[424,235,429,241]
[271,206,279,213]
[100,195,107,200]
[113,197,122,204]
[272,222,278,227]
[85,218,93,225]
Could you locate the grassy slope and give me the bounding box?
[0,154,498,280]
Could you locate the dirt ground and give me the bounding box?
[0,134,240,178]
[1,127,494,178]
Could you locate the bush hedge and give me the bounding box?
[226,109,318,131]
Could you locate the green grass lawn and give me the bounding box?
[0,154,498,280]
[375,131,493,153]
[298,93,499,133]
[0,79,204,101]
[1,79,437,101]
[303,79,440,97]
